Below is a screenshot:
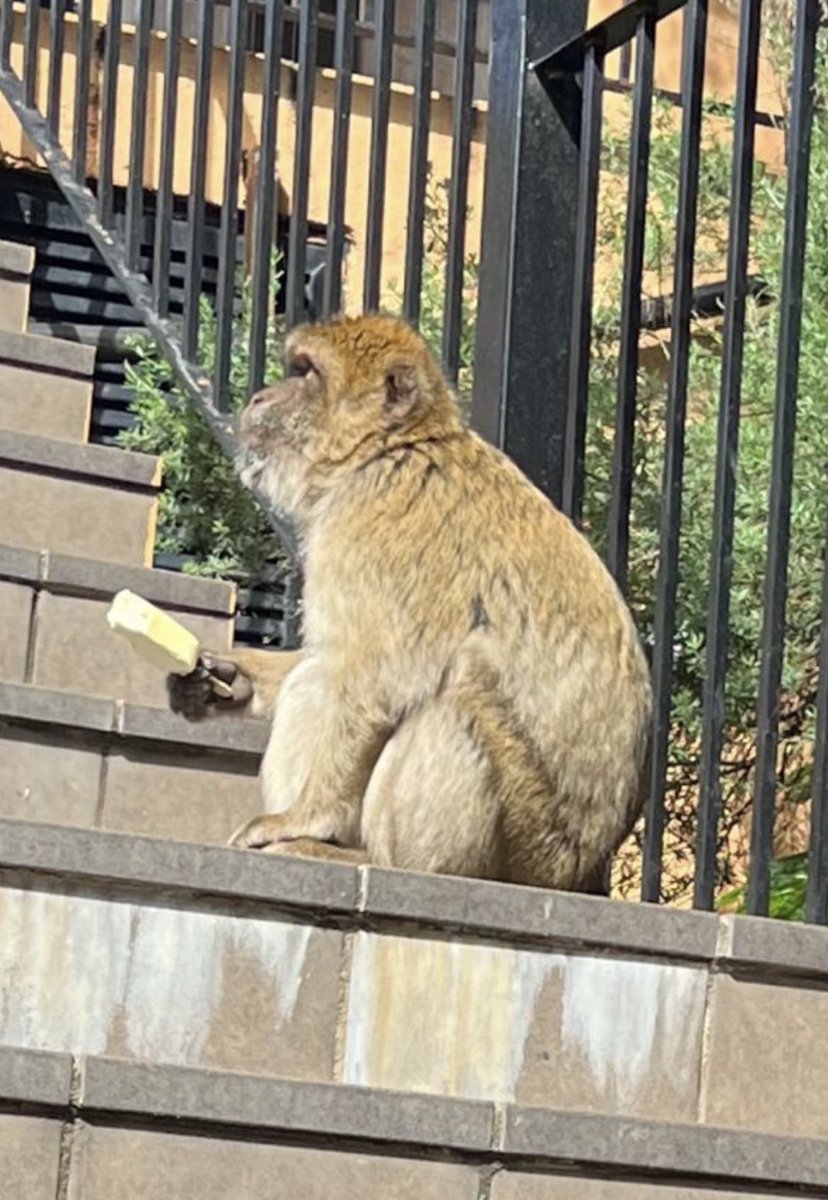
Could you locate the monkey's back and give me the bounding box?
[309,427,650,806]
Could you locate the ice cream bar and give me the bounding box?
[106,589,200,675]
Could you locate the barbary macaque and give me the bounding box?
[168,315,652,890]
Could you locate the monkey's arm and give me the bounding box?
[167,649,302,721]
[229,684,390,850]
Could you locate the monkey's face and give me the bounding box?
[237,314,458,520]
[237,350,325,516]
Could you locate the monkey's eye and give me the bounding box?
[288,354,314,379]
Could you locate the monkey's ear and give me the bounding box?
[384,362,420,417]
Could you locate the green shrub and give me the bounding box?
[120,267,285,578]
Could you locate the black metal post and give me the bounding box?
[607,9,656,592]
[47,0,66,135]
[442,0,478,383]
[0,0,12,71]
[561,42,604,526]
[363,0,395,312]
[124,0,152,271]
[402,0,435,328]
[470,0,588,508]
[694,0,763,911]
[183,0,215,359]
[806,523,828,925]
[153,0,183,317]
[285,0,318,327]
[641,0,709,903]
[71,0,93,183]
[322,0,356,318]
[249,0,284,391]
[749,0,821,916]
[23,0,38,108]
[98,0,123,227]
[214,0,247,409]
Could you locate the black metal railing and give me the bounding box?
[1,0,827,924]
[0,0,484,562]
[474,0,825,920]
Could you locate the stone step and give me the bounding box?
[0,239,34,334]
[0,430,161,566]
[0,327,95,441]
[0,819,826,1155]
[0,680,267,842]
[0,543,236,706]
[3,1046,827,1200]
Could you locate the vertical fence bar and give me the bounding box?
[23,0,38,107]
[561,44,603,526]
[749,0,821,916]
[214,0,247,409]
[0,0,11,71]
[472,0,588,505]
[183,0,215,359]
[285,0,318,327]
[47,0,65,134]
[72,0,93,182]
[322,0,356,318]
[607,11,656,591]
[153,0,182,316]
[363,0,395,311]
[402,0,435,327]
[249,0,283,391]
[641,0,709,903]
[694,0,763,911]
[806,532,828,924]
[124,0,152,271]
[619,0,634,81]
[442,0,477,382]
[98,0,123,226]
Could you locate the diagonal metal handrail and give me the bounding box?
[0,56,301,566]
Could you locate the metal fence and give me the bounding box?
[471,0,825,920]
[0,0,826,921]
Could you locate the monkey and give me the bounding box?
[167,314,652,892]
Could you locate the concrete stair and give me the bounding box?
[6,1044,828,1200]
[2,235,828,1197]
[0,326,93,440]
[1,818,828,1198]
[0,236,279,844]
[0,431,162,566]
[0,545,236,705]
[0,239,33,333]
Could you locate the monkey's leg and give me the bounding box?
[230,658,391,852]
[361,647,591,888]
[360,691,504,879]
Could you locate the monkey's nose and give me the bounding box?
[248,390,271,408]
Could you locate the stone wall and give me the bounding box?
[1,818,827,1163]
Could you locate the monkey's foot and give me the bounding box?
[228,814,293,849]
[167,654,253,720]
[229,818,369,864]
[260,838,369,865]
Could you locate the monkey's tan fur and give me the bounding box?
[168,314,652,890]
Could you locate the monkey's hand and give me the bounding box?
[167,653,254,721]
